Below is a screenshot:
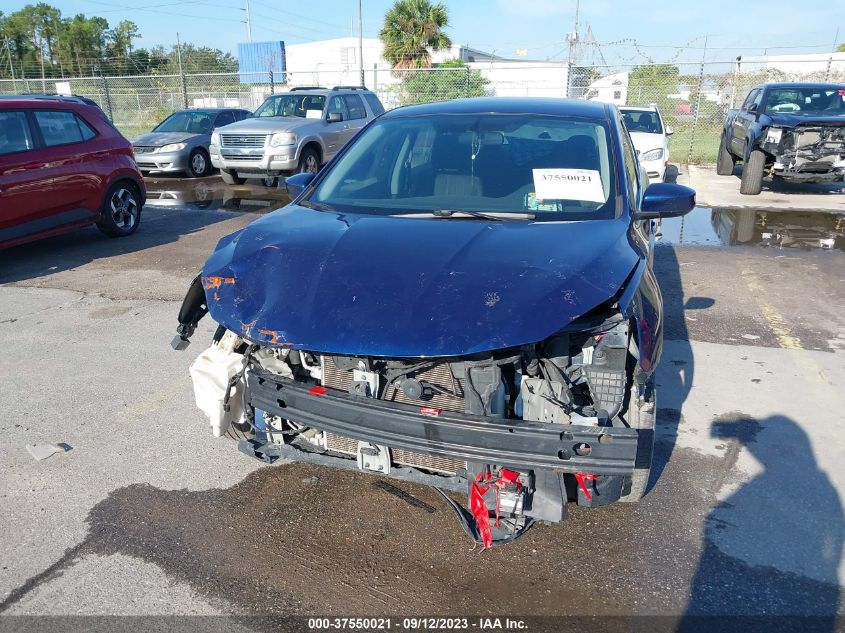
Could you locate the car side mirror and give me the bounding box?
[285,172,316,198]
[327,112,343,123]
[635,182,696,219]
[747,103,758,114]
[665,126,673,136]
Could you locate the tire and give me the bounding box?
[716,134,734,176]
[740,149,765,195]
[620,386,656,503]
[187,148,211,178]
[96,181,142,238]
[225,419,254,441]
[297,147,320,174]
[220,169,246,185]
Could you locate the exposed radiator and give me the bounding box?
[324,432,465,476]
[321,356,465,412]
[320,355,467,476]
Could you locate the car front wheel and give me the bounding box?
[298,148,320,174]
[97,181,142,237]
[187,148,211,178]
[740,149,765,195]
[620,385,656,503]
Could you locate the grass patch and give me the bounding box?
[669,124,722,165]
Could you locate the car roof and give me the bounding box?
[272,86,375,96]
[619,105,658,113]
[0,96,99,111]
[755,82,845,90]
[169,107,250,114]
[382,97,611,120]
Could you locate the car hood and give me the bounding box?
[131,131,203,146]
[201,206,639,357]
[214,117,318,134]
[629,131,666,153]
[765,113,845,127]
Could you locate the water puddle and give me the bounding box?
[144,176,290,214]
[659,206,845,251]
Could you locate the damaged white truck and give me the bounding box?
[172,98,695,547]
[718,82,845,194]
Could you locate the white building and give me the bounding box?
[276,37,569,105]
[585,71,628,105]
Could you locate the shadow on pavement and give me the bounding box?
[652,244,710,493]
[0,206,235,285]
[679,413,843,630]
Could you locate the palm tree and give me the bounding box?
[379,0,451,70]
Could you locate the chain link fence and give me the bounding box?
[1,58,842,164]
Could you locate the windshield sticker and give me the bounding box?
[532,168,604,203]
[306,109,322,119]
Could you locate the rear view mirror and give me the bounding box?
[285,172,316,198]
[665,126,673,136]
[748,103,758,113]
[635,182,696,219]
[327,112,343,123]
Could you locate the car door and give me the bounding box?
[0,109,43,241]
[31,109,103,220]
[731,89,761,156]
[322,95,351,159]
[341,94,368,142]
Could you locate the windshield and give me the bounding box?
[620,110,663,134]
[154,111,215,134]
[254,94,326,118]
[307,113,616,221]
[763,87,845,115]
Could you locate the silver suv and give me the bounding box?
[209,86,385,185]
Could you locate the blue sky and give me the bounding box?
[6,0,843,64]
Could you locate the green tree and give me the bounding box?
[628,63,680,109]
[379,0,451,69]
[400,58,487,105]
[837,43,845,52]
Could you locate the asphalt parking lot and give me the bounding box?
[1,172,844,628]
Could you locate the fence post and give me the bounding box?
[465,66,470,97]
[825,56,833,82]
[686,36,708,166]
[180,72,188,109]
[373,63,378,91]
[269,70,275,95]
[100,70,114,121]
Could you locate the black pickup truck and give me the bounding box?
[718,83,845,194]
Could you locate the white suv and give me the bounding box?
[619,106,672,182]
[209,86,385,185]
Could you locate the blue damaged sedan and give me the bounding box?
[172,97,695,548]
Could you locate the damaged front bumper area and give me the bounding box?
[764,125,845,183]
[244,367,639,481]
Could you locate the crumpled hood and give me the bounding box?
[202,206,639,357]
[766,113,845,128]
[131,131,201,146]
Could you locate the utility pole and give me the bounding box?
[358,0,364,86]
[245,0,253,42]
[565,0,580,98]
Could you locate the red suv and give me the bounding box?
[0,95,146,250]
